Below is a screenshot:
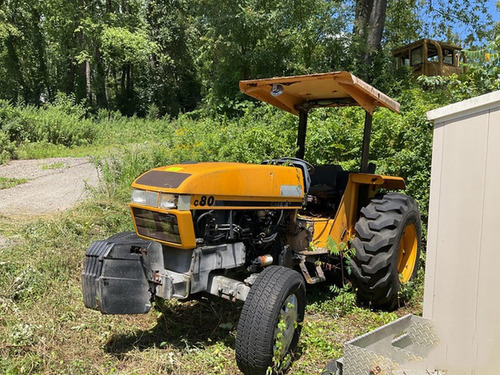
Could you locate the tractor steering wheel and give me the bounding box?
[275,157,315,175]
[272,157,314,193]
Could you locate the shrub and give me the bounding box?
[0,95,97,158]
[0,130,16,162]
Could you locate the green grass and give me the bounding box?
[0,188,424,374]
[0,177,28,190]
[41,162,66,170]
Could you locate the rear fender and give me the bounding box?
[349,173,406,190]
[302,173,406,249]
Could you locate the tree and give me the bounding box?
[353,0,388,81]
[352,0,494,83]
[420,0,492,46]
[100,26,157,114]
[193,0,351,113]
[0,0,494,115]
[145,0,201,116]
[1,0,50,104]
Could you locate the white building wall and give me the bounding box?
[424,92,500,374]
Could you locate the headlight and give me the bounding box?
[132,189,181,210]
[131,189,146,204]
[159,193,178,209]
[131,189,159,207]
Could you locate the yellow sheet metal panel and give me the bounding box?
[132,162,305,204]
[300,173,405,250]
[239,71,400,115]
[350,173,406,189]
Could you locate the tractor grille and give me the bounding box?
[132,207,181,244]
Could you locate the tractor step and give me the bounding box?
[294,248,329,256]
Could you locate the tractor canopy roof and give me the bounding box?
[239,71,400,115]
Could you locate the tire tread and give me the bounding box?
[236,266,305,375]
[350,193,421,309]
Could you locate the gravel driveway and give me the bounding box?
[0,157,100,216]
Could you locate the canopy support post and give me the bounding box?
[360,111,372,173]
[296,110,308,159]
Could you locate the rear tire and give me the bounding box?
[236,266,306,375]
[350,192,421,310]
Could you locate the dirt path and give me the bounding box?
[0,157,100,216]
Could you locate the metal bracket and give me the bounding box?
[208,274,250,302]
[298,254,326,284]
[279,245,294,267]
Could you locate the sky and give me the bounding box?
[488,0,500,21]
[487,1,500,27]
[459,1,499,45]
[418,0,499,47]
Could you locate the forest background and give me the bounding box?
[0,0,498,116]
[1,0,500,374]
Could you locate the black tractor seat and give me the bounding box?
[306,164,351,215]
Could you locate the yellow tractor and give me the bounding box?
[82,71,421,374]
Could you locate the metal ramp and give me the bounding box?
[325,315,440,375]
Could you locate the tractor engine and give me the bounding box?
[193,208,286,262]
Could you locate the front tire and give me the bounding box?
[350,192,421,310]
[236,266,306,375]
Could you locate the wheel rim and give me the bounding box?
[273,293,298,359]
[398,223,418,283]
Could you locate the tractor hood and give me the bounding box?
[131,162,305,201]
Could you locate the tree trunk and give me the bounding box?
[120,65,126,97]
[75,0,88,102]
[126,64,132,98]
[95,48,108,108]
[85,59,92,106]
[119,65,127,113]
[353,0,388,82]
[5,35,25,103]
[124,64,133,114]
[66,56,76,94]
[65,13,81,95]
[32,6,50,102]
